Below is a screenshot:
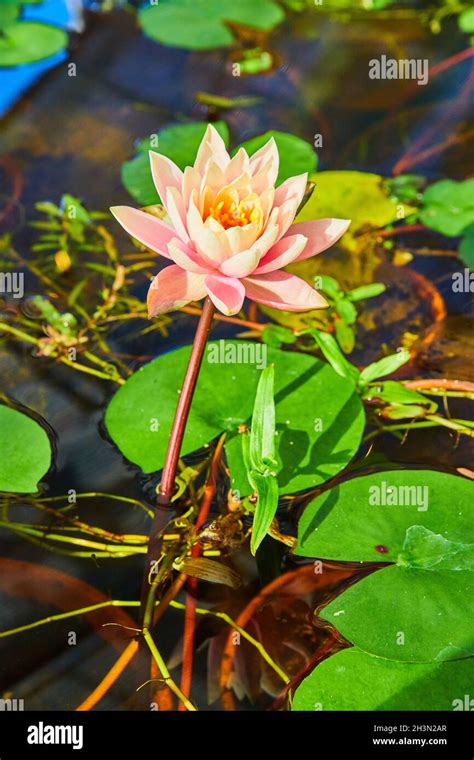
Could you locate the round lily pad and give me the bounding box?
[296,470,474,661]
[0,22,68,67]
[105,341,365,495]
[293,647,474,711]
[139,0,284,51]
[0,406,52,493]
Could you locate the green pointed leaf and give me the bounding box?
[105,341,365,498]
[235,131,317,186]
[358,349,410,388]
[362,380,436,410]
[121,121,229,206]
[293,647,474,711]
[297,470,474,661]
[0,406,52,493]
[347,283,386,301]
[0,22,67,66]
[139,0,284,51]
[249,471,279,555]
[306,330,359,385]
[249,366,276,471]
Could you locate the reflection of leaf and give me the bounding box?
[105,341,365,496]
[0,22,67,66]
[139,0,284,51]
[420,179,474,237]
[121,121,229,206]
[293,648,474,711]
[235,131,317,186]
[0,406,52,493]
[297,470,474,662]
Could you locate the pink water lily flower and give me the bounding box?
[111,125,350,317]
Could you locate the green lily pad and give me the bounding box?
[459,224,474,269]
[0,5,19,28]
[235,131,317,186]
[0,406,52,493]
[105,341,365,496]
[139,0,284,51]
[121,121,229,206]
[297,470,474,661]
[0,22,67,66]
[296,170,415,233]
[292,647,474,711]
[420,179,474,237]
[458,7,474,33]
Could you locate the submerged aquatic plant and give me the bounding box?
[112,124,349,317]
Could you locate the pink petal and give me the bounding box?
[149,151,184,204]
[255,234,307,274]
[225,148,250,183]
[166,186,190,242]
[273,173,307,208]
[110,206,174,257]
[147,265,206,317]
[249,137,279,185]
[167,237,212,274]
[243,271,328,312]
[182,166,202,209]
[219,247,262,278]
[205,274,246,315]
[287,219,351,261]
[194,125,230,175]
[275,196,300,241]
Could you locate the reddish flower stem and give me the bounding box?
[139,297,214,623]
[158,296,216,505]
[178,434,226,709]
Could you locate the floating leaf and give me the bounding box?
[0,406,52,493]
[292,647,474,711]
[0,5,19,28]
[139,0,284,51]
[0,22,67,66]
[121,121,229,206]
[458,7,474,33]
[105,341,365,496]
[420,179,474,237]
[459,224,474,269]
[296,470,474,661]
[296,171,415,234]
[235,131,317,186]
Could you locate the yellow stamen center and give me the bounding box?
[208,195,263,229]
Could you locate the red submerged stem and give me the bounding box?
[178,434,225,709]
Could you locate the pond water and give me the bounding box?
[0,3,473,710]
